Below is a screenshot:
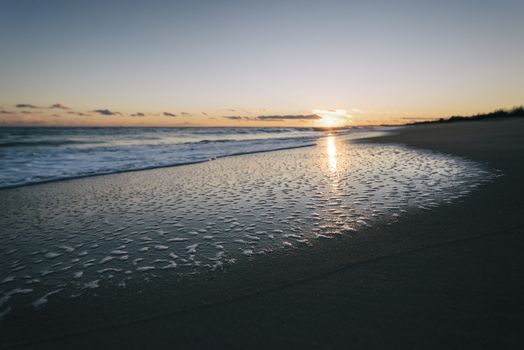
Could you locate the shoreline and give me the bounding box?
[0,127,390,190]
[2,119,524,349]
[0,142,317,190]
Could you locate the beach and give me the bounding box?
[1,119,524,349]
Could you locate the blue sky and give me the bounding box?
[0,0,523,126]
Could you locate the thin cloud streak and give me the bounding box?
[49,103,70,110]
[16,104,41,109]
[67,111,91,116]
[93,109,120,115]
[223,116,250,121]
[224,114,321,122]
[256,114,321,121]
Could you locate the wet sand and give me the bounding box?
[3,119,524,349]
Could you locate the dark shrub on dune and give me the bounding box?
[414,106,524,125]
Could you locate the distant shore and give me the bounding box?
[2,118,524,349]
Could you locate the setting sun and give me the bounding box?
[313,109,350,127]
[320,116,344,127]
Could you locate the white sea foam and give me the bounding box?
[136,266,155,272]
[82,280,99,289]
[1,276,14,284]
[186,244,199,254]
[99,256,114,264]
[32,289,61,309]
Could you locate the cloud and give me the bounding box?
[312,109,348,117]
[0,110,15,114]
[67,111,90,116]
[131,112,146,117]
[255,114,322,121]
[49,103,70,110]
[223,114,322,122]
[163,112,177,117]
[16,103,41,109]
[180,112,191,117]
[223,116,251,121]
[93,109,120,115]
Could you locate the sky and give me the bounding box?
[0,0,523,127]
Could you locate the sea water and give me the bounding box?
[0,126,374,188]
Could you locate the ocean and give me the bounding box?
[0,126,378,188]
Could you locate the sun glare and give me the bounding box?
[313,109,350,128]
[326,136,337,172]
[321,116,343,127]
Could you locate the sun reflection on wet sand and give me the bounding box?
[326,136,337,173]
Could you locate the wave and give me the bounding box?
[0,140,101,148]
[0,142,317,189]
[0,136,320,189]
[0,127,389,189]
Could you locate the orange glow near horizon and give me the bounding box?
[0,104,519,128]
[320,116,346,127]
[314,109,351,128]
